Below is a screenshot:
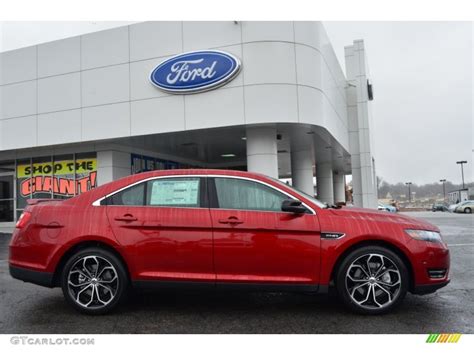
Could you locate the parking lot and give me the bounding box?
[0,211,472,334]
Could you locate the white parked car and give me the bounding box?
[448,203,459,212]
[454,200,474,214]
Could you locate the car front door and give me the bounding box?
[106,176,214,284]
[209,177,321,287]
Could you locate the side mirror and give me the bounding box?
[281,199,307,214]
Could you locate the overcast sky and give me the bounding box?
[324,22,473,186]
[1,21,472,185]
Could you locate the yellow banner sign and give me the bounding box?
[17,159,97,178]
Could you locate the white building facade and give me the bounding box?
[0,21,377,224]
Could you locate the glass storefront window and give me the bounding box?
[0,161,15,222]
[0,175,14,198]
[31,156,53,200]
[13,153,97,220]
[75,152,98,194]
[130,153,194,174]
[16,158,31,211]
[0,162,15,174]
[52,154,74,199]
[0,200,14,222]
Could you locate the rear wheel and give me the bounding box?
[61,247,128,315]
[336,246,408,315]
[465,207,472,214]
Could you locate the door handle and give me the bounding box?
[114,214,137,222]
[218,217,244,225]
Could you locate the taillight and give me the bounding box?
[16,211,32,229]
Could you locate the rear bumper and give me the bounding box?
[412,280,450,295]
[9,264,54,288]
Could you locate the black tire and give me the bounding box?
[335,245,409,315]
[60,247,129,315]
[465,207,471,214]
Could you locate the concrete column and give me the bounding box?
[290,141,314,196]
[351,166,363,207]
[97,150,131,186]
[316,162,334,205]
[246,126,278,178]
[344,40,378,209]
[333,171,346,204]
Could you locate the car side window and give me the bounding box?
[146,178,201,207]
[105,182,145,206]
[214,177,288,212]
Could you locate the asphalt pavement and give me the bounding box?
[0,211,472,334]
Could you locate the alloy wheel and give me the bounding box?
[67,255,119,309]
[345,253,402,310]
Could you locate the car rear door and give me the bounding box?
[208,176,321,286]
[106,176,214,283]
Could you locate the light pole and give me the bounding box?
[405,182,412,203]
[439,179,446,202]
[456,161,467,189]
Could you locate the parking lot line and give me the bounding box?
[447,243,474,247]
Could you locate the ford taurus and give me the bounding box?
[9,169,450,315]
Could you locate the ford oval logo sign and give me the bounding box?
[149,50,241,94]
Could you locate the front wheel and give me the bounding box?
[465,207,472,214]
[336,246,409,315]
[61,247,129,315]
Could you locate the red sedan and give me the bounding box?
[9,169,450,314]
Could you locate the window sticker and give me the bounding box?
[150,179,199,206]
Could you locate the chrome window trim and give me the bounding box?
[92,176,202,208]
[91,174,316,215]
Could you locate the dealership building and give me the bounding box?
[0,21,377,225]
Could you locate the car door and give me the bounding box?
[209,176,321,286]
[106,176,214,283]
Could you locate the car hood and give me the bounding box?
[325,206,439,231]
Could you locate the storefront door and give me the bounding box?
[0,173,15,222]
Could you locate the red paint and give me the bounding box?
[9,169,450,291]
[211,208,320,283]
[107,205,214,281]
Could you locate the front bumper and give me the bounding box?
[9,264,54,288]
[412,280,450,295]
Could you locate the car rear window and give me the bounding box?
[105,183,145,206]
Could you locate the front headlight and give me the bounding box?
[405,229,442,243]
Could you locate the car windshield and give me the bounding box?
[271,178,327,208]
